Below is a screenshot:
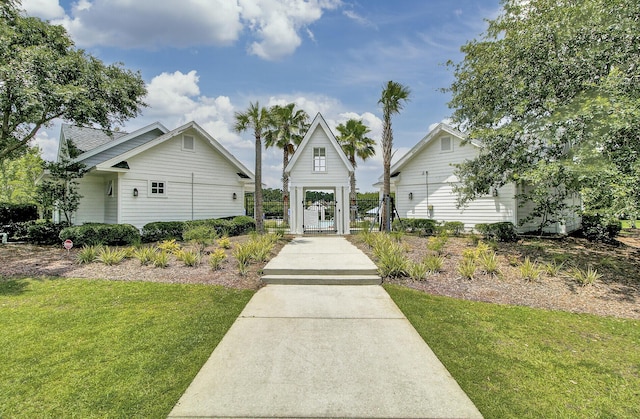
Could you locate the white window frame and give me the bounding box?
[313,147,327,172]
[440,136,453,152]
[149,180,167,197]
[182,134,195,152]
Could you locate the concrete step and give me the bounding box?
[262,266,379,276]
[261,274,382,285]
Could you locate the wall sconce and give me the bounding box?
[492,188,498,197]
[133,188,138,197]
[408,192,413,200]
[232,192,237,200]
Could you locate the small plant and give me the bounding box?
[217,236,232,249]
[158,239,181,254]
[134,246,157,266]
[408,262,429,280]
[478,251,501,276]
[232,243,254,274]
[457,259,476,280]
[183,223,217,255]
[122,246,137,259]
[96,246,126,266]
[389,230,404,242]
[543,261,564,277]
[571,266,602,286]
[462,248,478,261]
[423,254,445,273]
[519,257,542,282]
[209,248,226,270]
[377,249,409,278]
[176,249,200,267]
[507,255,520,266]
[426,235,447,254]
[468,233,481,246]
[359,229,377,248]
[76,245,101,264]
[153,251,170,268]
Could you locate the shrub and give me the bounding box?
[157,239,181,254]
[183,223,217,255]
[373,237,409,278]
[26,220,69,244]
[393,218,438,235]
[581,214,621,243]
[141,221,185,243]
[0,203,38,224]
[209,248,226,270]
[59,223,140,246]
[475,222,518,242]
[478,251,501,276]
[217,236,232,249]
[442,221,465,236]
[76,245,101,264]
[231,215,256,235]
[96,247,127,266]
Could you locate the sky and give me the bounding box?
[22,0,501,192]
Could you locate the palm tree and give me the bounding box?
[265,103,309,225]
[336,118,376,219]
[234,102,271,234]
[379,80,411,231]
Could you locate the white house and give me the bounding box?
[285,113,354,235]
[55,121,254,229]
[375,123,581,234]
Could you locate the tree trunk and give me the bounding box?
[381,112,392,231]
[349,157,357,222]
[255,136,264,234]
[282,146,289,225]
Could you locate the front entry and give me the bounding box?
[303,189,337,234]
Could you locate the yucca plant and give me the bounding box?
[153,251,170,268]
[232,243,254,274]
[377,249,409,278]
[76,245,101,264]
[134,246,157,266]
[543,261,564,277]
[158,239,181,254]
[478,251,501,276]
[96,247,126,266]
[423,254,445,273]
[176,249,200,267]
[408,262,428,280]
[457,258,476,280]
[571,266,602,286]
[519,257,542,282]
[209,248,226,270]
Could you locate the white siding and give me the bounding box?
[517,186,582,234]
[393,133,518,231]
[104,175,118,224]
[75,174,105,224]
[289,126,350,188]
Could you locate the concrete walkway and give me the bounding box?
[168,237,482,419]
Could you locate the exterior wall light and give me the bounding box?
[492,188,499,197]
[233,192,237,200]
[133,188,138,197]
[408,192,413,200]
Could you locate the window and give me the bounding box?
[150,181,166,196]
[182,135,195,151]
[313,147,326,172]
[440,137,452,152]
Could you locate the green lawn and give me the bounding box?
[385,284,640,418]
[0,278,254,418]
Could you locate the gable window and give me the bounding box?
[313,147,326,172]
[182,135,195,151]
[440,136,452,152]
[149,180,166,197]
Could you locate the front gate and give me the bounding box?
[303,200,337,234]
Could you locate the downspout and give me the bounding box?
[191,172,194,220]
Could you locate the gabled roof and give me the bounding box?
[285,112,354,174]
[61,124,129,153]
[375,122,476,184]
[94,121,254,181]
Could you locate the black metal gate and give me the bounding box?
[303,200,337,234]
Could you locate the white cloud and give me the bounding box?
[21,0,65,20]
[33,128,59,162]
[342,10,376,28]
[53,0,243,49]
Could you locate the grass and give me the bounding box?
[385,284,640,418]
[0,277,253,418]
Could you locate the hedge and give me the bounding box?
[581,214,621,243]
[0,203,38,224]
[475,222,519,242]
[59,223,141,246]
[141,216,256,243]
[393,218,438,235]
